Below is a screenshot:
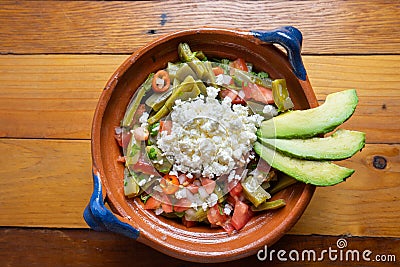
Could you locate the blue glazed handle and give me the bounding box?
[251,26,307,81]
[83,169,140,239]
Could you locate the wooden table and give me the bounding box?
[1,1,399,266]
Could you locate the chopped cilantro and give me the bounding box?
[149,122,160,137]
[147,147,158,160]
[257,71,269,79]
[218,205,224,215]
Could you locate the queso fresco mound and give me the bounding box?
[114,43,365,233]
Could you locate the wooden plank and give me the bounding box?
[1,55,399,142]
[0,228,399,266]
[0,139,93,228]
[0,0,399,54]
[0,139,399,237]
[0,55,124,139]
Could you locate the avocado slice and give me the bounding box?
[257,89,359,139]
[253,142,354,186]
[259,129,365,160]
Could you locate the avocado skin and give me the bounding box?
[257,89,359,139]
[254,142,355,186]
[259,129,365,161]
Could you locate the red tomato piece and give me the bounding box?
[219,88,238,100]
[186,184,199,194]
[201,178,216,194]
[159,120,172,135]
[144,196,161,210]
[232,58,248,72]
[207,204,229,226]
[174,198,191,213]
[243,83,274,104]
[229,182,243,198]
[182,217,197,228]
[231,201,253,231]
[161,194,173,213]
[219,89,246,105]
[212,66,225,76]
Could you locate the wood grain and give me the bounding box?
[0,228,399,266]
[0,0,399,54]
[0,139,399,237]
[0,139,92,227]
[1,55,399,142]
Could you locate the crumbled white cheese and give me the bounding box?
[262,105,278,117]
[138,178,146,187]
[175,188,187,199]
[224,203,233,215]
[139,112,150,128]
[206,193,218,208]
[215,74,232,86]
[157,86,263,178]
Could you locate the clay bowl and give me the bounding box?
[84,27,317,263]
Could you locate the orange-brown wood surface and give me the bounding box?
[0,1,399,266]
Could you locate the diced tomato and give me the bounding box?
[160,174,180,194]
[219,88,246,105]
[174,198,191,213]
[229,182,243,198]
[231,58,248,72]
[207,204,236,234]
[160,194,173,213]
[212,66,225,76]
[207,204,229,226]
[201,178,216,194]
[243,83,274,104]
[226,195,237,206]
[186,183,199,194]
[159,120,172,135]
[219,88,238,100]
[231,96,246,105]
[144,196,161,210]
[133,159,159,176]
[231,201,253,231]
[182,217,197,228]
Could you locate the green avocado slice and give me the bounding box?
[258,129,365,160]
[253,142,354,186]
[257,89,359,139]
